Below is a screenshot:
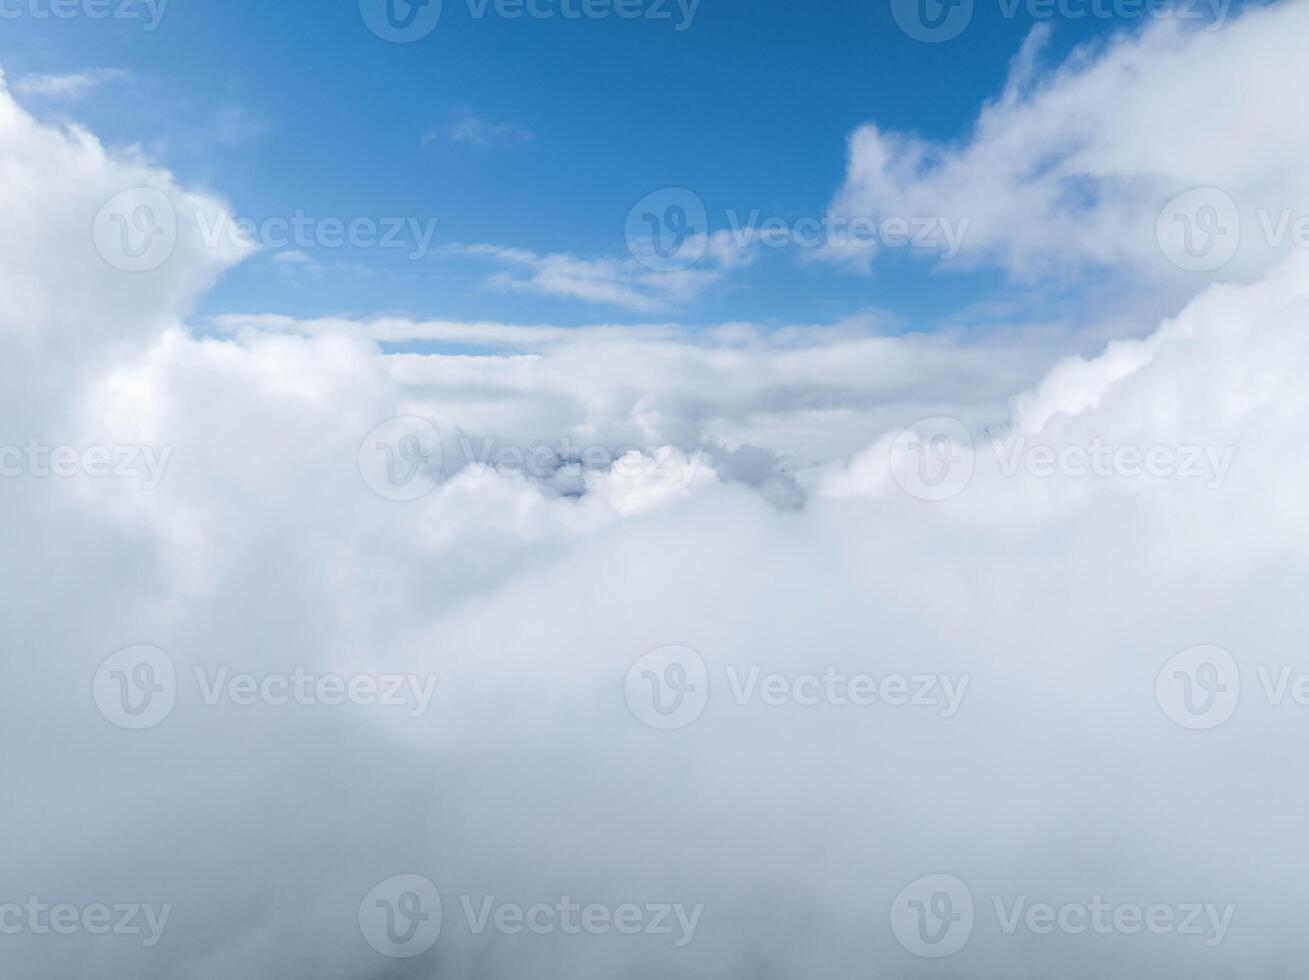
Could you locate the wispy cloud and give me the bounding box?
[426,104,534,149]
[448,235,756,312]
[213,103,269,147]
[12,69,128,100]
[270,249,322,277]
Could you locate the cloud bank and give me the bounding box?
[4,6,1309,977]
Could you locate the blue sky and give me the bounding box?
[0,0,1242,331]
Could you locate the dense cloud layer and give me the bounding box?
[4,8,1309,976]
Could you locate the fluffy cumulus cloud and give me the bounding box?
[4,6,1309,977]
[827,1,1309,293]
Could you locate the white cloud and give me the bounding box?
[432,104,534,148]
[211,307,1056,479]
[826,2,1309,293]
[5,9,1309,978]
[269,248,323,276]
[448,234,757,311]
[20,250,1309,976]
[11,68,128,99]
[0,70,248,434]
